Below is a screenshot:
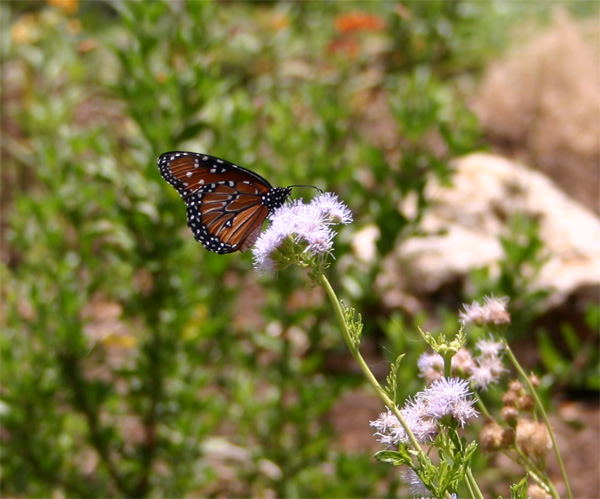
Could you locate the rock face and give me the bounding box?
[375,153,600,311]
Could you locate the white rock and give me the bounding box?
[378,153,600,309]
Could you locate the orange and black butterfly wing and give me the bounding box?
[158,152,291,254]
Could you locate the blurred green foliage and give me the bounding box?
[1,1,596,497]
[537,304,600,393]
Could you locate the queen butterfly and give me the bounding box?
[158,151,292,254]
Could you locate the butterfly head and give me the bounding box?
[263,186,292,212]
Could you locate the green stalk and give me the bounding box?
[316,271,423,453]
[475,397,491,419]
[466,467,484,499]
[503,342,571,499]
[442,351,453,379]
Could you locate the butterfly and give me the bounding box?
[158,151,292,254]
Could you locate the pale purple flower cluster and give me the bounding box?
[417,351,445,378]
[400,469,431,497]
[474,336,503,357]
[417,338,505,391]
[417,351,456,384]
[252,192,353,273]
[468,337,506,391]
[422,377,478,427]
[459,295,511,326]
[371,401,439,446]
[370,378,478,447]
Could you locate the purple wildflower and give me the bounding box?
[252,193,352,273]
[370,402,439,447]
[370,378,478,448]
[417,352,444,376]
[311,192,353,224]
[469,355,506,391]
[419,377,479,427]
[400,468,431,497]
[467,335,506,390]
[459,295,511,326]
[417,351,445,384]
[475,337,504,358]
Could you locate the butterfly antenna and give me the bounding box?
[288,184,323,194]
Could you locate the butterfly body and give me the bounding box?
[158,151,291,254]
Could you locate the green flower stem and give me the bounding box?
[316,271,423,453]
[466,467,484,499]
[475,397,491,419]
[503,341,571,499]
[442,351,453,379]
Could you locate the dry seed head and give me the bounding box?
[501,427,516,447]
[480,420,505,451]
[517,394,535,412]
[529,373,540,388]
[501,406,519,425]
[516,419,552,459]
[508,379,524,394]
[502,390,518,407]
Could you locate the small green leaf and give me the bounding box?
[341,301,363,349]
[463,440,478,461]
[384,354,405,404]
[374,448,412,466]
[509,474,529,499]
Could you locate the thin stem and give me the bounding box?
[465,467,485,499]
[503,341,571,499]
[463,471,475,499]
[442,351,453,378]
[316,271,423,453]
[475,397,491,419]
